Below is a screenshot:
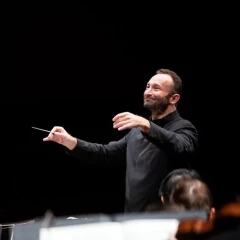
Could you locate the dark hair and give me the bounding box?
[159,168,202,202]
[156,68,182,96]
[169,179,213,212]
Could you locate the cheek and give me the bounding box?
[144,89,155,96]
[158,93,169,100]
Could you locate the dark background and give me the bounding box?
[4,7,237,223]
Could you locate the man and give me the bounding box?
[43,68,199,212]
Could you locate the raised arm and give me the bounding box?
[43,126,129,164]
[143,121,198,155]
[112,112,198,155]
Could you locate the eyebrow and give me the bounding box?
[147,83,161,87]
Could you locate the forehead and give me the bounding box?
[147,74,174,88]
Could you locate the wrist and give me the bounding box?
[140,118,151,133]
[65,136,77,150]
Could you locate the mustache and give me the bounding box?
[144,97,156,100]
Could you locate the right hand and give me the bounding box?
[43,126,77,150]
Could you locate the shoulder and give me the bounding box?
[179,118,196,128]
[172,116,198,133]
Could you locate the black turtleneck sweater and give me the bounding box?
[67,110,198,212]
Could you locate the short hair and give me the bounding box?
[169,179,213,212]
[156,68,182,96]
[159,168,202,202]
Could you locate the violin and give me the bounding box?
[175,201,240,239]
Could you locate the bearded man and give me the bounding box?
[44,68,199,212]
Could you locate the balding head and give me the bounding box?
[159,168,202,203]
[169,179,213,212]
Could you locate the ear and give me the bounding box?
[209,207,216,220]
[169,94,180,105]
[161,196,165,204]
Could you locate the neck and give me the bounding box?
[151,106,176,120]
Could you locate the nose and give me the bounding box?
[145,88,153,96]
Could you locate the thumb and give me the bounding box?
[43,132,66,141]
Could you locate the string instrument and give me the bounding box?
[175,201,240,239]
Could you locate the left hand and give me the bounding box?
[112,112,150,132]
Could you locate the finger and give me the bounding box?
[112,112,130,121]
[43,133,56,141]
[47,126,64,138]
[43,132,65,142]
[117,123,133,131]
[50,126,64,134]
[43,137,50,141]
[113,119,130,129]
[113,116,129,124]
[113,118,129,128]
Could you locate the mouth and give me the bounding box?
[144,98,155,101]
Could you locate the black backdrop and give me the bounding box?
[4,8,237,222]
